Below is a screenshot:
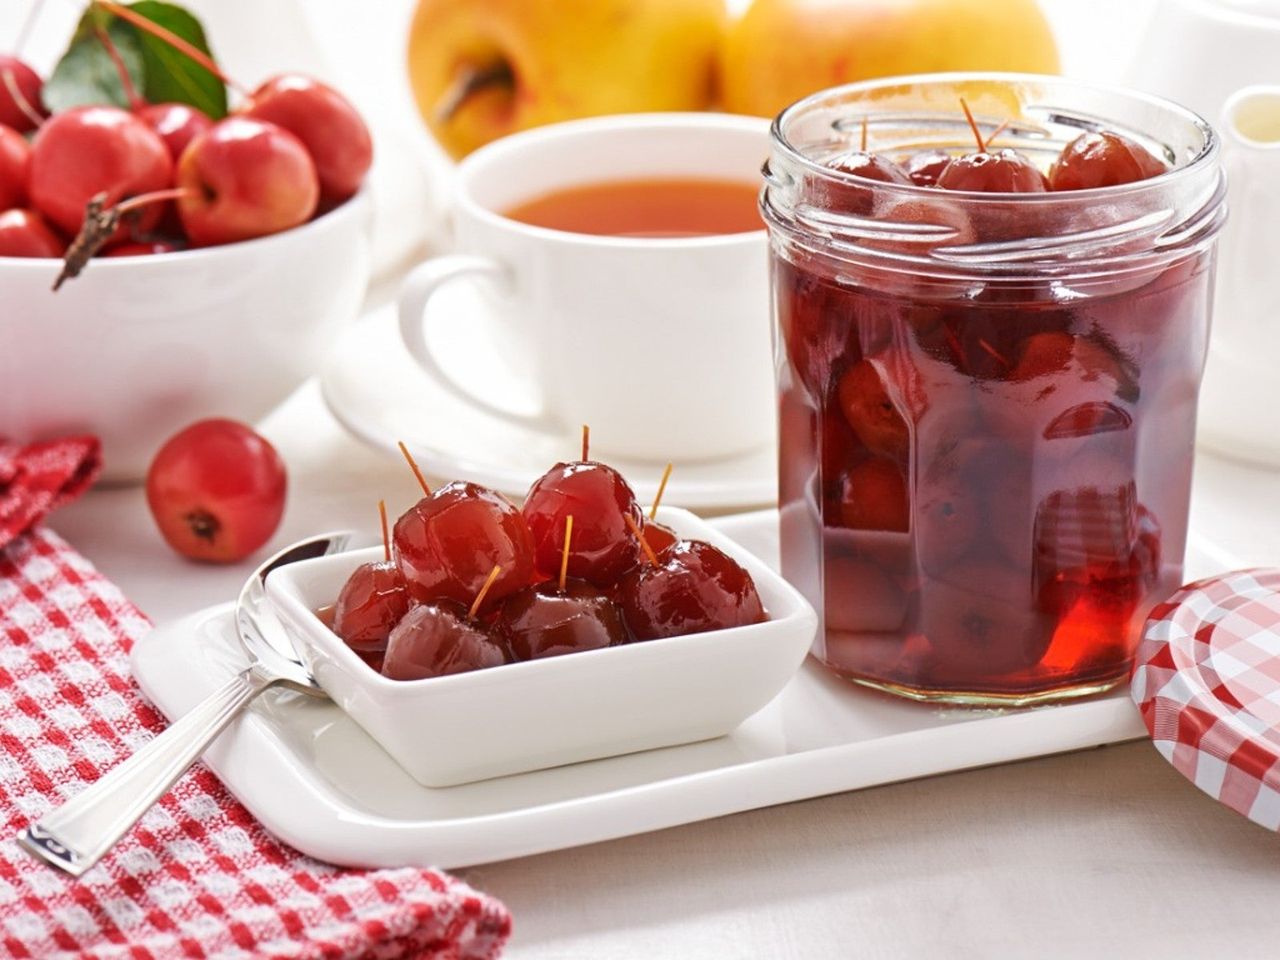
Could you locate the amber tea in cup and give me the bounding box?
[503,177,762,238]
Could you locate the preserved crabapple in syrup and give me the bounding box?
[936,100,1047,194]
[903,149,952,187]
[1048,132,1166,190]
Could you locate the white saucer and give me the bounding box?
[128,510,1226,870]
[319,288,778,510]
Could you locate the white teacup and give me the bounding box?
[397,113,774,463]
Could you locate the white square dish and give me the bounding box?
[264,506,817,787]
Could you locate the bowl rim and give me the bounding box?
[0,183,373,269]
[265,505,816,697]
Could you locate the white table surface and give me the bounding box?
[24,0,1280,954]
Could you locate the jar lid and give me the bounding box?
[1132,569,1280,830]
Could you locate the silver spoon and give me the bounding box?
[17,531,353,877]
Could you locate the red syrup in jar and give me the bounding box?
[775,252,1211,701]
[765,77,1223,704]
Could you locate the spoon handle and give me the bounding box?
[17,666,275,877]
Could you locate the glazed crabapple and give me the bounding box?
[615,539,766,641]
[145,418,287,563]
[381,602,507,680]
[496,580,629,661]
[523,462,644,586]
[333,560,410,653]
[393,481,535,612]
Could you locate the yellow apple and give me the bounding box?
[720,0,1060,119]
[408,0,726,160]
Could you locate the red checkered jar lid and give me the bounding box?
[1133,569,1280,830]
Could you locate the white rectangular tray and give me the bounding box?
[130,510,1211,869]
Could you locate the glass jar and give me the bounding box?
[763,74,1226,705]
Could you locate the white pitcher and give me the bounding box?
[1197,86,1280,463]
[1126,1,1280,463]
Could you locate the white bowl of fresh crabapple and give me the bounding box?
[267,443,817,787]
[0,4,373,479]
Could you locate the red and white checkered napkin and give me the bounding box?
[0,436,101,551]
[1132,568,1280,831]
[0,527,511,959]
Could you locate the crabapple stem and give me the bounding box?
[960,98,985,153]
[397,440,431,496]
[94,23,144,110]
[114,186,190,214]
[581,424,590,462]
[433,60,515,124]
[468,564,503,619]
[1,67,43,129]
[986,118,1013,149]
[378,499,390,562]
[626,514,659,567]
[95,0,248,95]
[649,462,673,520]
[976,337,1011,369]
[860,116,868,153]
[54,188,190,292]
[559,515,573,594]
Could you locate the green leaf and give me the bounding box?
[43,9,147,113]
[128,1,228,119]
[41,2,228,119]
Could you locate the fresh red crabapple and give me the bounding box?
[103,239,181,256]
[29,106,173,240]
[145,418,287,563]
[0,55,46,133]
[136,102,214,161]
[239,74,373,204]
[176,117,319,246]
[0,209,63,258]
[0,124,31,209]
